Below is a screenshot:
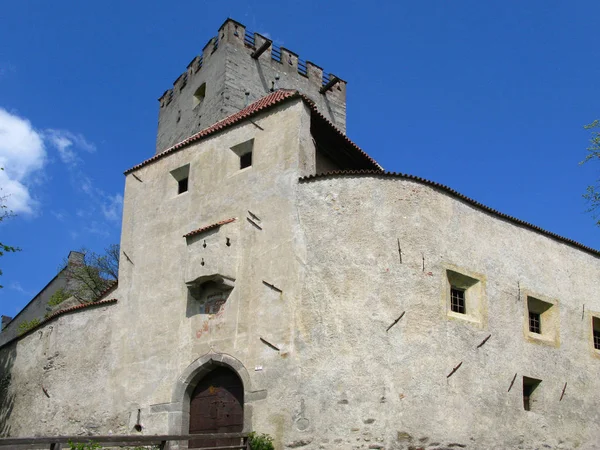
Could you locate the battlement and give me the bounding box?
[155,18,347,154]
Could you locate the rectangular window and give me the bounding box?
[593,317,600,351]
[528,311,541,334]
[178,177,189,194]
[170,164,190,196]
[231,139,254,171]
[525,295,558,345]
[450,287,466,314]
[523,377,541,411]
[240,151,252,169]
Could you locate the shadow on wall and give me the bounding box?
[0,343,16,437]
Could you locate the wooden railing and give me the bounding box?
[0,432,249,449]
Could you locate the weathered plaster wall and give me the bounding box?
[0,301,121,437]
[292,175,600,450]
[116,98,314,444]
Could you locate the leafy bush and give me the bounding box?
[248,432,274,450]
[17,318,40,335]
[48,287,71,307]
[68,441,101,450]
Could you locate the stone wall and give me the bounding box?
[0,251,84,346]
[156,19,346,154]
[293,174,600,450]
[0,301,121,437]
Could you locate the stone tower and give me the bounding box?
[156,18,347,154]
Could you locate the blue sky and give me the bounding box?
[1,1,599,317]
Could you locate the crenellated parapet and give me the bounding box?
[155,18,347,154]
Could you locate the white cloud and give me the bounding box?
[44,129,96,167]
[9,281,33,297]
[101,194,123,222]
[0,108,46,215]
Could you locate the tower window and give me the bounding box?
[522,377,541,411]
[193,83,206,108]
[230,139,254,171]
[593,317,600,350]
[450,287,466,314]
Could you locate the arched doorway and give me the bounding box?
[189,366,244,448]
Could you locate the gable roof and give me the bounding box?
[124,90,381,175]
[300,170,600,258]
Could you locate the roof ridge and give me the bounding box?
[125,90,302,175]
[299,170,600,258]
[124,89,381,174]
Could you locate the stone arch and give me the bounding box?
[170,352,255,436]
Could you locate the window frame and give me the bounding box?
[522,291,560,348]
[444,265,487,329]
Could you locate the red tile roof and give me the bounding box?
[96,280,118,299]
[46,298,118,321]
[300,171,600,258]
[125,90,381,175]
[184,218,236,238]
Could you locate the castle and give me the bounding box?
[1,18,600,450]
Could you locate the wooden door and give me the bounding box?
[189,367,244,448]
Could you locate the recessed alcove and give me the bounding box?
[186,274,235,318]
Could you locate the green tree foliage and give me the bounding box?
[61,245,119,302]
[581,120,600,224]
[48,287,71,307]
[0,168,21,289]
[17,318,40,335]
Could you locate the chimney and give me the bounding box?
[67,251,85,267]
[1,315,12,331]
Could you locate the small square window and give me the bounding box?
[593,317,600,351]
[528,311,541,334]
[170,164,190,196]
[450,287,466,314]
[445,268,485,327]
[524,294,559,346]
[230,139,254,171]
[178,177,188,194]
[522,376,542,411]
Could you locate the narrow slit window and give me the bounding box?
[450,287,466,314]
[523,377,541,411]
[193,83,206,108]
[593,317,600,350]
[528,311,541,334]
